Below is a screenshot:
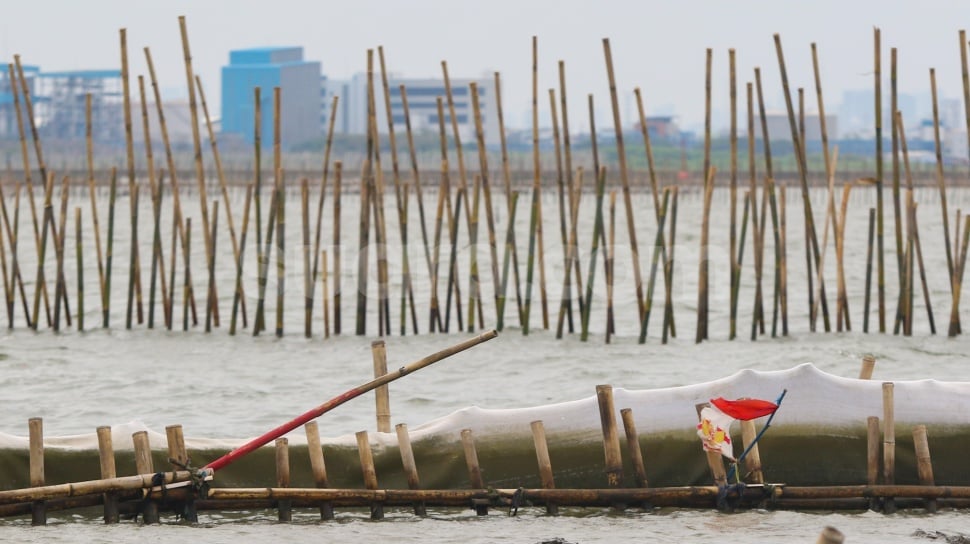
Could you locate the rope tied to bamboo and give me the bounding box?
[508,487,525,516]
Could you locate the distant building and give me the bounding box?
[752,111,838,143]
[634,115,679,141]
[37,70,123,142]
[0,63,39,140]
[221,47,321,147]
[324,74,500,146]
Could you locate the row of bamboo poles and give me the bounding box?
[1,21,970,341]
[4,353,960,524]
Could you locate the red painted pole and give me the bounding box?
[204,329,498,473]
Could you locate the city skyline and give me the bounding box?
[2,1,969,136]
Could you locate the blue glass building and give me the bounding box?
[221,47,321,147]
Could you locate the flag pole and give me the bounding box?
[727,389,787,482]
[203,329,498,473]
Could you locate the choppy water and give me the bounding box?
[2,186,970,540]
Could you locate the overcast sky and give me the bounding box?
[2,0,969,132]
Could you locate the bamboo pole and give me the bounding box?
[96,426,118,524]
[948,215,970,337]
[891,49,903,310]
[430,158,447,332]
[145,47,195,327]
[302,179,312,336]
[230,184,254,335]
[52,176,70,332]
[913,424,937,513]
[253,86,264,329]
[774,34,829,332]
[333,161,343,335]
[197,75,245,327]
[138,76,168,330]
[875,28,886,333]
[498,192,519,331]
[29,417,45,525]
[179,16,219,326]
[11,62,51,328]
[524,36,542,335]
[472,82,501,329]
[495,72,525,327]
[811,148,839,329]
[603,38,645,327]
[120,29,144,327]
[254,161,281,336]
[555,168,582,338]
[930,68,955,298]
[368,53,390,337]
[662,186,679,343]
[31,174,55,330]
[0,181,29,328]
[739,420,764,484]
[311,96,339,336]
[275,172,286,338]
[696,167,715,343]
[864,208,876,333]
[183,217,192,331]
[860,354,876,379]
[75,208,83,331]
[275,438,291,521]
[395,423,426,516]
[125,183,139,330]
[729,49,739,340]
[304,421,334,520]
[132,431,159,524]
[779,183,789,336]
[400,86,438,332]
[835,184,852,331]
[377,48,415,336]
[356,431,383,519]
[581,166,607,341]
[205,201,219,333]
[466,173,482,332]
[0,467,194,508]
[596,385,623,488]
[530,420,558,515]
[639,189,671,343]
[620,409,648,488]
[559,63,583,324]
[372,340,391,433]
[606,191,616,342]
[549,87,573,333]
[321,250,330,338]
[460,429,488,515]
[883,382,896,513]
[205,330,498,472]
[746,82,764,339]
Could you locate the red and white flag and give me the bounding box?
[710,397,779,421]
[696,405,736,460]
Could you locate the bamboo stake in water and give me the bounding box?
[696,167,715,343]
[581,166,608,341]
[230,184,254,335]
[206,201,219,333]
[321,250,330,339]
[603,38,645,327]
[302,179,312,337]
[197,75,244,327]
[355,159,372,336]
[606,190,616,343]
[183,218,192,331]
[549,87,573,333]
[498,192,519,331]
[471,82,501,329]
[75,208,83,332]
[333,161,342,335]
[556,168,583,338]
[179,16,219,326]
[874,28,886,333]
[138,76,167,330]
[0,188,14,326]
[10,62,50,327]
[84,94,105,329]
[0,181,28,327]
[662,186,679,343]
[864,207,876,333]
[949,215,970,337]
[835,184,852,331]
[52,176,70,332]
[494,72,525,327]
[930,69,955,299]
[639,189,672,344]
[524,36,541,335]
[890,48,903,310]
[144,47,195,327]
[429,159,447,332]
[31,175,55,330]
[311,96,339,335]
[729,49,739,340]
[276,174,286,338]
[120,29,144,327]
[254,170,282,337]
